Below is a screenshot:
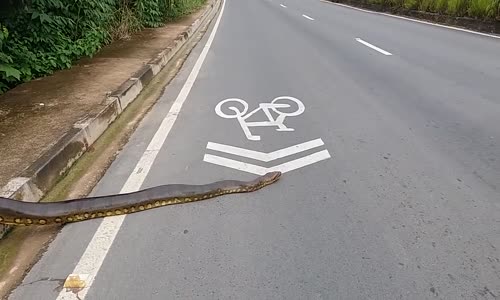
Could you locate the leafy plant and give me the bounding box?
[0,0,207,94]
[135,0,164,27]
[0,24,20,93]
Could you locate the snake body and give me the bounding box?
[0,172,281,226]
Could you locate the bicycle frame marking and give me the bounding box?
[215,96,305,141]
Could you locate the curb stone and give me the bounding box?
[0,0,222,239]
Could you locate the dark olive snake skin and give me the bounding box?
[0,172,281,226]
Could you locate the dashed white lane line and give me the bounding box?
[324,1,500,40]
[280,4,287,8]
[355,38,392,55]
[55,0,227,299]
[302,14,315,20]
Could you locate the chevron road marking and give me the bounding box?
[206,138,325,162]
[203,149,331,175]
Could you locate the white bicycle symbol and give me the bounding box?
[215,96,305,141]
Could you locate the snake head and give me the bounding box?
[262,171,282,184]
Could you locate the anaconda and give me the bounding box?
[0,171,281,226]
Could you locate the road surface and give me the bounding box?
[10,0,500,299]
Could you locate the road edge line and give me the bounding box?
[55,0,226,299]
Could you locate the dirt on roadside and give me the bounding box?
[0,7,206,188]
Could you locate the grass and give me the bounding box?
[110,4,143,41]
[447,0,468,15]
[0,228,23,276]
[164,0,206,21]
[469,0,499,18]
[368,0,499,18]
[435,0,449,13]
[109,0,207,40]
[419,0,436,11]
[403,0,419,9]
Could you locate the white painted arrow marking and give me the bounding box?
[204,154,268,175]
[268,150,330,173]
[206,138,324,162]
[203,150,331,175]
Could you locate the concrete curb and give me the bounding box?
[0,0,222,238]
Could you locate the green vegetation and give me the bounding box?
[0,0,205,94]
[0,227,23,277]
[468,0,499,18]
[365,0,500,18]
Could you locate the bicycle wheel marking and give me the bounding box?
[215,96,305,141]
[205,96,331,175]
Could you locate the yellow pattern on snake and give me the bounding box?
[0,172,281,226]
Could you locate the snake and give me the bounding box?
[0,172,281,226]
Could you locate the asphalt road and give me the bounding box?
[9,0,500,299]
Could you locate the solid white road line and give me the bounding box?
[325,1,500,40]
[206,139,325,162]
[302,14,315,20]
[56,0,227,299]
[355,38,392,55]
[280,4,287,8]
